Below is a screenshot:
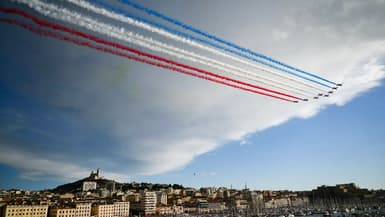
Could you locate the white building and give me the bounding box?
[4,205,48,217]
[82,181,97,191]
[156,205,184,215]
[113,202,130,217]
[49,203,91,217]
[92,204,114,217]
[264,198,290,208]
[141,191,156,215]
[91,202,129,217]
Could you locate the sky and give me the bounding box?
[0,0,385,191]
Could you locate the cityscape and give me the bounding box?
[1,169,385,217]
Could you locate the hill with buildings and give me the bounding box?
[52,169,122,194]
[51,169,184,195]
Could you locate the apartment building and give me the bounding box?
[3,205,48,217]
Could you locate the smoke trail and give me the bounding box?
[0,17,296,103]
[0,7,303,102]
[89,0,333,89]
[118,0,338,86]
[8,1,305,100]
[68,0,331,94]
[23,0,314,98]
[66,1,317,97]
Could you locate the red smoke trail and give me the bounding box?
[0,7,303,101]
[0,18,295,102]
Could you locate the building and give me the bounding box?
[156,205,184,215]
[156,192,167,206]
[291,197,309,207]
[92,204,114,217]
[208,202,226,213]
[49,203,91,217]
[91,202,129,217]
[0,204,6,217]
[196,199,209,213]
[183,188,196,197]
[249,192,264,210]
[3,205,48,217]
[264,198,290,209]
[140,191,156,215]
[59,193,74,199]
[234,199,249,210]
[82,181,97,192]
[336,183,358,193]
[126,192,140,203]
[49,207,76,217]
[89,169,101,180]
[112,202,130,217]
[75,203,91,217]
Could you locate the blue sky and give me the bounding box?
[1,0,385,190]
[1,81,385,190]
[137,85,385,190]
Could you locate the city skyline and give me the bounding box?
[2,176,383,217]
[1,0,385,191]
[1,166,384,192]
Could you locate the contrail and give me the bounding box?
[117,0,338,86]
[89,0,335,90]
[0,7,302,102]
[23,0,315,98]
[0,18,297,103]
[9,0,306,100]
[66,0,331,94]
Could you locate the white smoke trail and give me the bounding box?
[13,0,315,98]
[64,0,330,94]
[65,5,316,98]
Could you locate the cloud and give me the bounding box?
[0,144,128,182]
[272,29,289,41]
[0,0,385,182]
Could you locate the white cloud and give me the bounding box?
[0,144,129,182]
[208,172,215,176]
[110,41,385,175]
[272,29,289,41]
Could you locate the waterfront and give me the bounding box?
[161,207,385,217]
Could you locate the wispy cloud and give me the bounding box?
[0,144,129,182]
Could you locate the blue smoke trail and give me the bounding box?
[117,0,337,86]
[92,0,332,89]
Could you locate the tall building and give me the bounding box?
[91,202,129,217]
[3,205,48,217]
[49,203,91,217]
[140,191,156,216]
[156,192,167,206]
